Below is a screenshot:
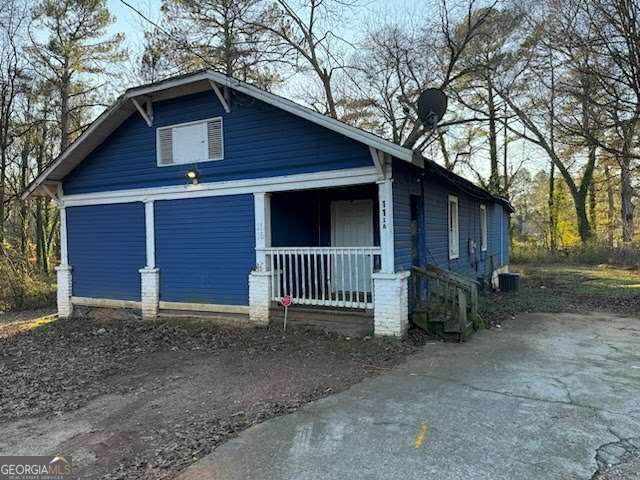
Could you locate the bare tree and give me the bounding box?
[251,0,358,118]
[546,0,639,242]
[0,0,28,246]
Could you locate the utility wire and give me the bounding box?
[117,0,222,74]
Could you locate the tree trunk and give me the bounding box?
[60,69,71,151]
[548,162,557,253]
[487,80,499,193]
[321,71,337,119]
[620,121,635,243]
[589,175,597,237]
[502,108,508,197]
[575,193,592,243]
[604,164,615,247]
[620,160,635,242]
[438,132,453,170]
[19,139,30,257]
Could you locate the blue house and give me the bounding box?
[24,70,512,337]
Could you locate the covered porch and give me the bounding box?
[250,178,409,336]
[268,185,380,310]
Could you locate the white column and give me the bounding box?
[145,200,156,269]
[250,192,271,324]
[56,205,73,318]
[372,271,410,337]
[377,168,395,274]
[254,192,271,272]
[373,161,409,336]
[140,200,159,319]
[59,206,69,267]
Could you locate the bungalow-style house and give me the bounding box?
[23,70,512,337]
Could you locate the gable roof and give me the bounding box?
[23,69,418,199]
[22,69,513,213]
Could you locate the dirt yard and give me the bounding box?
[0,309,415,479]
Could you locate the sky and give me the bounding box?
[105,0,422,50]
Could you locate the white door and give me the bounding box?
[331,200,374,295]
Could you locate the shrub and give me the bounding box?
[0,256,56,312]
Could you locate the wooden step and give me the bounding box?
[157,310,251,327]
[270,306,373,337]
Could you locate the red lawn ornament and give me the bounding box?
[279,295,292,331]
[279,295,292,308]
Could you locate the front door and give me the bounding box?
[331,200,374,295]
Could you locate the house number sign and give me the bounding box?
[381,199,388,230]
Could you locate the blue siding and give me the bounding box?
[271,186,379,247]
[392,159,510,281]
[155,195,255,305]
[63,91,373,194]
[422,180,491,280]
[392,160,422,271]
[67,203,145,300]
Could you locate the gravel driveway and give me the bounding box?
[178,312,640,480]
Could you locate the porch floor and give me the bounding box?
[269,304,373,337]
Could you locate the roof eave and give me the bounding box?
[22,69,417,201]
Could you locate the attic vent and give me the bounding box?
[158,127,173,165]
[207,118,224,160]
[156,117,224,166]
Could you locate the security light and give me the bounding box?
[185,168,200,185]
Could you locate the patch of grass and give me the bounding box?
[0,314,58,338]
[512,241,640,268]
[480,264,640,324]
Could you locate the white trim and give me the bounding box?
[61,167,379,207]
[377,163,395,273]
[448,194,460,260]
[43,183,62,204]
[23,70,415,200]
[71,296,141,309]
[480,204,488,252]
[144,201,155,268]
[60,207,69,266]
[156,116,224,167]
[254,192,271,271]
[159,301,249,314]
[132,98,153,127]
[209,80,230,113]
[369,146,384,178]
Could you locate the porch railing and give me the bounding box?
[263,247,381,309]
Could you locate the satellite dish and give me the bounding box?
[417,88,448,129]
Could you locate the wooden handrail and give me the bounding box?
[410,264,479,340]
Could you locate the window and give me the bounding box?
[480,204,488,252]
[156,117,223,166]
[448,195,459,259]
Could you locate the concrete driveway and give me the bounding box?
[178,313,640,480]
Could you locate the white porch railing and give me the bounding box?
[263,247,381,309]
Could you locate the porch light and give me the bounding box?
[185,168,200,185]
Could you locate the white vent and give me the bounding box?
[156,117,224,166]
[207,118,224,160]
[158,127,173,165]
